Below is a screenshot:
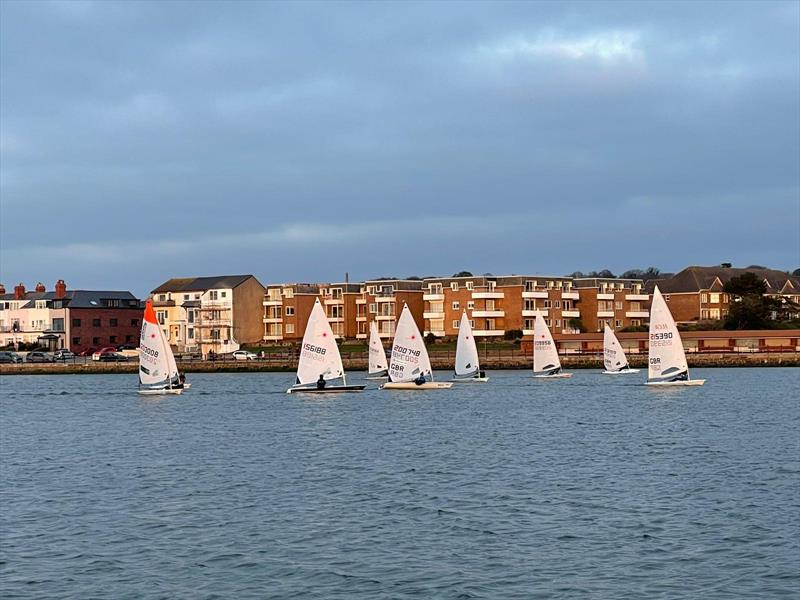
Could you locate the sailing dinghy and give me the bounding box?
[646,286,705,386]
[602,324,639,374]
[138,300,183,395]
[287,298,365,394]
[532,311,572,379]
[452,311,488,382]
[380,304,452,390]
[366,320,389,379]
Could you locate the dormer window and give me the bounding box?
[466,281,474,291]
[451,282,459,291]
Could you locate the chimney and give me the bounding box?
[55,279,67,299]
[14,282,26,300]
[0,283,5,295]
[35,282,46,293]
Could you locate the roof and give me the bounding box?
[151,274,260,294]
[1,290,140,309]
[645,266,800,294]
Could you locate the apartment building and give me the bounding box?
[151,275,265,356]
[645,266,800,324]
[263,282,361,342]
[422,276,509,338]
[354,280,424,340]
[572,278,649,331]
[0,281,141,353]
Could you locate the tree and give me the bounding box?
[723,272,779,329]
[792,268,800,277]
[452,271,473,277]
[424,332,437,345]
[504,329,523,340]
[567,318,586,332]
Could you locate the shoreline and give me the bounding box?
[2,352,798,375]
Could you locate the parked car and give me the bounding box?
[80,347,97,357]
[26,351,56,363]
[53,349,76,361]
[232,350,258,361]
[116,344,140,358]
[98,352,129,362]
[0,351,23,364]
[92,346,119,361]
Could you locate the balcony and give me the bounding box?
[522,291,549,299]
[423,293,445,301]
[324,296,344,305]
[328,316,344,323]
[626,311,650,318]
[472,310,505,318]
[472,291,504,299]
[522,309,548,317]
[626,294,649,301]
[562,310,580,318]
[152,299,175,307]
[423,311,444,319]
[263,299,282,306]
[263,334,283,341]
[561,292,579,300]
[376,314,396,321]
[523,329,535,336]
[473,329,505,336]
[356,333,368,339]
[355,298,367,304]
[263,317,282,323]
[424,330,445,337]
[598,310,614,318]
[375,295,395,303]
[598,293,615,300]
[356,316,367,322]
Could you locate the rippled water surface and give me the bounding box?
[1,369,798,599]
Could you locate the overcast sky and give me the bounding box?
[1,0,798,297]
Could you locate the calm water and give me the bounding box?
[1,368,798,599]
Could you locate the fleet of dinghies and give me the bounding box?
[138,286,708,394]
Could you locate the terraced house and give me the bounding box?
[150,275,265,357]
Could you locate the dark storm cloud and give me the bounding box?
[1,0,798,295]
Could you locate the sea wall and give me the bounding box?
[2,352,798,375]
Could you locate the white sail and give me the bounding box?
[455,311,480,377]
[295,298,344,386]
[648,286,689,382]
[388,304,433,383]
[603,324,630,372]
[139,300,178,387]
[368,321,388,375]
[532,312,562,375]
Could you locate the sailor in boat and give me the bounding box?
[317,374,326,390]
[179,373,186,386]
[414,373,426,386]
[478,370,486,379]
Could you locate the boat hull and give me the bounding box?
[532,373,573,379]
[646,379,706,387]
[451,376,490,383]
[602,368,640,375]
[138,388,183,395]
[365,374,389,380]
[287,385,367,394]
[380,381,453,390]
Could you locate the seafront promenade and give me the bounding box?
[3,350,798,375]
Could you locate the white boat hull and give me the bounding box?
[602,368,640,375]
[646,379,706,387]
[366,374,389,380]
[138,388,183,395]
[182,382,192,389]
[452,376,490,383]
[287,385,366,394]
[532,373,573,379]
[380,381,453,390]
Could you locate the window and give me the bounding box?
[210,290,218,301]
[367,286,376,295]
[631,319,641,327]
[555,300,561,308]
[524,299,536,310]
[72,337,80,345]
[429,319,444,331]
[429,301,443,313]
[183,294,189,301]
[369,303,377,314]
[92,318,101,327]
[467,301,474,310]
[110,336,117,344]
[710,293,720,303]
[524,319,535,330]
[469,320,475,328]
[72,318,81,327]
[52,318,65,332]
[615,320,622,328]
[131,319,139,326]
[451,282,459,291]
[544,300,551,308]
[555,319,561,327]
[286,324,295,334]
[664,295,671,302]
[92,337,100,345]
[545,318,551,326]
[188,328,194,339]
[453,320,460,329]
[221,291,227,298]
[211,329,221,340]
[125,335,133,342]
[110,318,118,327]
[429,283,442,294]
[158,294,166,301]
[285,306,295,316]
[452,301,459,310]
[156,311,166,325]
[466,281,473,290]
[615,301,623,310]
[188,310,195,324]
[701,293,708,304]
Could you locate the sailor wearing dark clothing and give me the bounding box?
[479,370,486,378]
[317,374,326,389]
[414,373,426,386]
